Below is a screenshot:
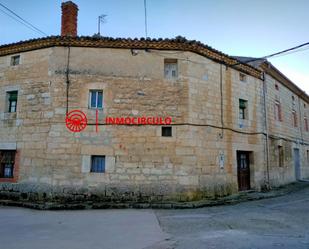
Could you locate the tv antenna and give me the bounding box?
[144,0,148,37]
[98,14,107,36]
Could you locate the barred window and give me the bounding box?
[0,150,16,178]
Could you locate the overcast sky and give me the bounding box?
[1,0,308,93]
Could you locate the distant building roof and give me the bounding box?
[233,56,309,102]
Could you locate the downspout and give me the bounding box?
[219,63,224,138]
[297,96,304,145]
[262,72,271,189]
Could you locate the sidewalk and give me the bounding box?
[1,181,309,210]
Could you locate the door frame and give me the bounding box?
[294,148,301,181]
[237,150,251,191]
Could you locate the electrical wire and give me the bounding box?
[0,8,40,34]
[232,42,309,66]
[0,2,47,36]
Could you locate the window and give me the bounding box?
[292,95,295,107]
[0,150,16,178]
[164,59,178,79]
[239,73,247,82]
[7,91,18,113]
[278,146,284,167]
[89,90,103,109]
[162,126,172,137]
[305,117,309,132]
[239,99,248,119]
[10,55,20,66]
[274,101,282,121]
[90,156,105,173]
[292,110,298,127]
[275,84,279,90]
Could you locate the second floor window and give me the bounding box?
[10,55,20,66]
[164,59,178,79]
[89,90,103,109]
[239,99,248,120]
[274,101,282,121]
[292,110,298,127]
[304,117,308,132]
[7,91,18,113]
[239,73,247,82]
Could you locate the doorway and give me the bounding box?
[237,151,251,191]
[294,148,301,180]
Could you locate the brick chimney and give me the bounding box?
[61,1,78,37]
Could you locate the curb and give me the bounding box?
[1,181,309,210]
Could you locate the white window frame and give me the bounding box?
[164,59,178,80]
[89,90,103,109]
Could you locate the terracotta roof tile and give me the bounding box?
[0,35,262,78]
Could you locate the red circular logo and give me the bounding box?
[65,110,87,132]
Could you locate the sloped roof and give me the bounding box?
[0,35,262,79]
[233,56,309,102]
[232,56,266,69]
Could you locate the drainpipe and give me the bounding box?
[297,96,304,145]
[262,72,270,189]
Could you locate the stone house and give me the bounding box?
[0,1,308,203]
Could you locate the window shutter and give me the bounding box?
[9,92,17,102]
[239,99,246,108]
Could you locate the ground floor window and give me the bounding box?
[0,150,16,178]
[90,155,105,173]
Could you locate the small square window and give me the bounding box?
[164,59,178,80]
[89,90,103,109]
[90,156,105,173]
[162,126,172,137]
[7,91,18,113]
[239,99,248,120]
[275,84,279,90]
[0,150,16,178]
[10,55,20,66]
[239,73,247,82]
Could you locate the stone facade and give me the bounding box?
[0,37,308,203]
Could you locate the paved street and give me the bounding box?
[1,186,309,249]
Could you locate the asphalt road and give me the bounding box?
[156,186,309,249]
[1,187,309,249]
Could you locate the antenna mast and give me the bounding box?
[144,0,148,37]
[98,14,107,36]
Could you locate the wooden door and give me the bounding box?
[237,151,250,191]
